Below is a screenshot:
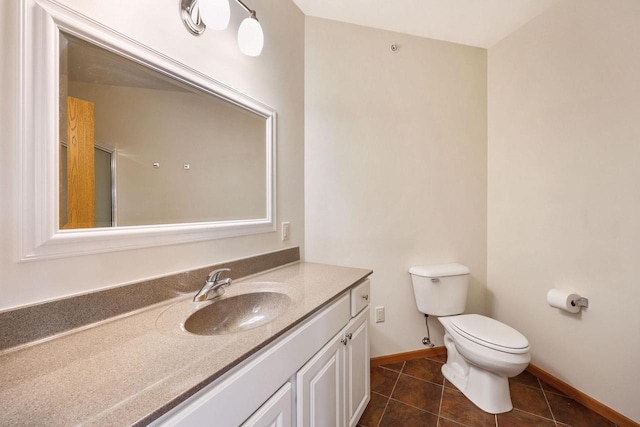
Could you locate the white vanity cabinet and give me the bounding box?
[153,279,370,427]
[240,382,293,427]
[297,306,370,427]
[296,324,345,426]
[347,279,371,426]
[345,305,370,426]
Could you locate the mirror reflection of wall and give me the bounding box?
[58,32,267,230]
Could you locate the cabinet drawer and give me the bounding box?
[350,279,370,317]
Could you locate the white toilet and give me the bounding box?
[409,263,530,414]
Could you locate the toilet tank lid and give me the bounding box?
[409,263,470,278]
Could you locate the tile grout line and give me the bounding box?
[436,373,446,426]
[377,365,403,374]
[392,358,449,423]
[509,377,565,424]
[375,361,405,427]
[513,408,563,424]
[386,396,439,418]
[401,371,449,388]
[426,357,447,426]
[538,376,559,426]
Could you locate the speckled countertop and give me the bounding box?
[0,262,372,426]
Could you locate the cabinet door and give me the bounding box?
[296,332,345,427]
[346,307,370,427]
[241,382,293,427]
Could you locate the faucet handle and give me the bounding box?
[207,268,231,283]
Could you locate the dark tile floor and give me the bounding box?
[358,354,619,427]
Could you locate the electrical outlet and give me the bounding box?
[375,306,385,323]
[281,222,290,241]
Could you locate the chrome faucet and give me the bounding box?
[193,268,232,302]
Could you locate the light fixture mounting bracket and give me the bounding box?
[180,0,206,35]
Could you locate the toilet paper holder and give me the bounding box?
[571,297,589,309]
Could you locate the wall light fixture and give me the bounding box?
[180,0,264,56]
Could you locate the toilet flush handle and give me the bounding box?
[431,277,440,283]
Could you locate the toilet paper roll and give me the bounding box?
[547,289,581,313]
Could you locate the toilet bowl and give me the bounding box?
[439,314,530,413]
[409,263,530,414]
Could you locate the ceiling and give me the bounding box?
[291,0,559,48]
[63,33,189,93]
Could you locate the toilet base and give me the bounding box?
[442,332,514,414]
[442,361,512,414]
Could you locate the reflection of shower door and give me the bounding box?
[60,144,114,228]
[63,96,95,229]
[93,146,114,227]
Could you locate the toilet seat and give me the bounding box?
[449,314,529,354]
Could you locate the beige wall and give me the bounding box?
[304,17,488,357]
[488,0,640,421]
[0,0,304,310]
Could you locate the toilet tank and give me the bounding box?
[409,263,470,316]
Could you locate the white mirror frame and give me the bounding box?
[18,0,276,261]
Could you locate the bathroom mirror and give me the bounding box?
[19,0,276,260]
[59,33,268,229]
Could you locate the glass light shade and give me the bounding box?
[199,0,230,31]
[237,17,264,56]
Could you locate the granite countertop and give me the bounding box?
[0,261,372,426]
